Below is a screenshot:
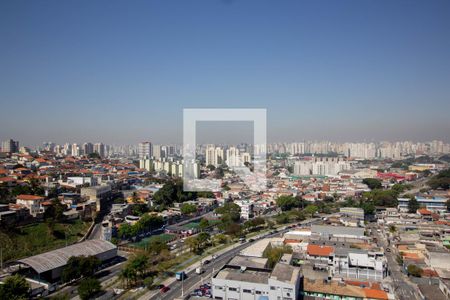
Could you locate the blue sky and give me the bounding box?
[1,0,449,146]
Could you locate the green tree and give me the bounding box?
[143,276,154,290]
[181,203,198,215]
[407,264,423,277]
[185,236,201,253]
[212,233,228,245]
[362,178,382,190]
[88,152,101,159]
[153,180,197,206]
[62,256,101,282]
[276,195,299,211]
[275,212,289,224]
[215,202,241,222]
[118,223,134,239]
[136,214,164,232]
[263,244,293,268]
[223,222,242,237]
[408,197,420,213]
[0,275,30,300]
[389,225,397,233]
[360,201,375,215]
[43,199,66,222]
[244,217,265,231]
[78,277,101,300]
[145,237,169,255]
[304,204,318,218]
[198,218,210,231]
[427,168,450,190]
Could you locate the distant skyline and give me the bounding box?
[1,0,450,146]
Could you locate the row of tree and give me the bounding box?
[118,214,164,239]
[152,180,214,207]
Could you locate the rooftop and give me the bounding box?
[270,263,300,284]
[228,255,268,269]
[17,239,116,274]
[215,266,271,284]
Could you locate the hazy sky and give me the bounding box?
[1,0,449,146]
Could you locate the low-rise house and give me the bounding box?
[16,194,45,217]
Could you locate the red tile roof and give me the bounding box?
[307,244,334,257]
[0,177,16,182]
[364,288,388,300]
[418,208,432,215]
[17,194,45,201]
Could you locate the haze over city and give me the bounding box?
[2,2,450,300]
[1,0,450,146]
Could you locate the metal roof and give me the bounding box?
[18,239,116,274]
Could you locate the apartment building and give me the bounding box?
[234,199,255,220]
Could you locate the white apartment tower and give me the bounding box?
[138,141,152,159]
[94,143,105,158]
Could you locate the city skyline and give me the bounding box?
[1,0,450,145]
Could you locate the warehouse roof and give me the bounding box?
[17,239,116,274]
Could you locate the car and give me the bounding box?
[386,248,391,252]
[160,286,170,293]
[249,238,255,242]
[203,259,211,265]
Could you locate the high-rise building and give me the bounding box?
[83,142,94,156]
[241,152,251,165]
[152,144,162,159]
[138,141,152,159]
[94,143,105,158]
[205,145,216,166]
[226,146,239,167]
[71,143,80,157]
[1,139,19,153]
[294,157,351,176]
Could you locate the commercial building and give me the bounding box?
[397,196,448,213]
[311,225,366,239]
[16,239,117,282]
[212,255,302,300]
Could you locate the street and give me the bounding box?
[372,225,420,300]
[143,216,324,300]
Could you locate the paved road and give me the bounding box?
[88,223,102,240]
[372,225,419,300]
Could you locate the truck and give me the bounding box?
[175,271,186,281]
[195,267,203,274]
